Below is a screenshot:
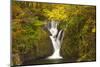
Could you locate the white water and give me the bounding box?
[47,20,63,59]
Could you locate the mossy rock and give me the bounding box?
[60,16,96,62]
[12,28,54,65]
[60,30,80,61]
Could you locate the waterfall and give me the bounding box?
[47,20,64,59]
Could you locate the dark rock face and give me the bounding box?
[12,28,54,65]
[60,30,80,61]
[60,16,96,62]
[33,30,54,59]
[21,30,53,64]
[60,16,83,61]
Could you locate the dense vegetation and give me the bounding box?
[12,0,96,65]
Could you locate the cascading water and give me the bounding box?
[47,20,64,59]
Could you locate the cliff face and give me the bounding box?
[21,29,54,64]
[12,26,54,65]
[60,16,96,62]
